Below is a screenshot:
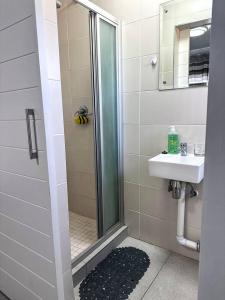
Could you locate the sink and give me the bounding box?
[148,154,205,184]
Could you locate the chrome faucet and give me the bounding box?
[180,143,188,156]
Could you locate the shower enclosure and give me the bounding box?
[57,0,123,262]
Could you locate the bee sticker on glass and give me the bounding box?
[74,105,92,125]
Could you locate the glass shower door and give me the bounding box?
[95,16,121,235]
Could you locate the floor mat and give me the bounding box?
[79,247,150,300]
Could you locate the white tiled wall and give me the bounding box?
[57,4,97,219]
[174,28,190,88]
[92,0,208,260]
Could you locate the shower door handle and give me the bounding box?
[25,109,39,164]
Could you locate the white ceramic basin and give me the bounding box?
[148,154,205,184]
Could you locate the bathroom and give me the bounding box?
[0,0,224,299]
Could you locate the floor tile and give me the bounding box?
[120,237,170,299]
[69,211,97,260]
[74,285,80,300]
[142,253,199,300]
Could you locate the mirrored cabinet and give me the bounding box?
[159,0,213,90]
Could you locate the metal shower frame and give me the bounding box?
[73,0,124,242]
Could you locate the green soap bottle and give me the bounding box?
[168,125,179,154]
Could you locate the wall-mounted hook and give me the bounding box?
[151,56,158,66]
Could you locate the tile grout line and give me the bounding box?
[140,252,172,300]
[0,15,33,32]
[69,212,97,260]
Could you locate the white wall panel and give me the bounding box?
[0,54,40,92]
[0,0,71,298]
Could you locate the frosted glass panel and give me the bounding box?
[99,19,119,234]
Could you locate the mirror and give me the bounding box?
[159,0,213,90]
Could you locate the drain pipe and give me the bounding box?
[169,181,200,252]
[177,182,200,251]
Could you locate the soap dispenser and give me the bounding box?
[168,126,179,154]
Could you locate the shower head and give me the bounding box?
[56,0,62,9]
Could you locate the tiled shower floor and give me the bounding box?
[69,212,97,260]
[74,237,199,300]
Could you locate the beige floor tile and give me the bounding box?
[69,211,97,260]
[142,253,199,300]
